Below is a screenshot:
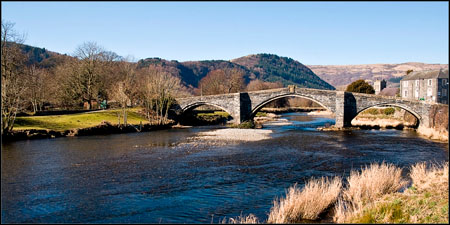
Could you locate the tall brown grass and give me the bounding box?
[267,176,342,223]
[410,161,448,194]
[333,162,407,223]
[221,213,260,224]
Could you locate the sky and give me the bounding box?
[1,1,448,65]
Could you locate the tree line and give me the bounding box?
[1,21,293,135]
[1,21,194,134]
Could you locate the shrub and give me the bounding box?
[268,176,342,223]
[384,107,395,115]
[345,80,375,94]
[228,120,255,129]
[364,108,379,115]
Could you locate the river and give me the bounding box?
[1,112,448,223]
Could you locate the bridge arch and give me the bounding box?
[249,93,333,119]
[181,102,235,117]
[353,102,422,127]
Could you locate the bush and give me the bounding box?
[384,107,395,115]
[228,120,255,129]
[364,108,379,115]
[346,80,375,94]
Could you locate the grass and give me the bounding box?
[221,214,260,224]
[336,162,448,224]
[333,162,407,223]
[267,177,342,223]
[13,108,149,131]
[255,112,268,117]
[196,111,230,118]
[221,161,448,224]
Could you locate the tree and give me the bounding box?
[110,57,139,126]
[246,79,287,107]
[24,65,52,113]
[62,41,119,109]
[137,65,188,125]
[345,79,375,94]
[246,79,283,91]
[198,68,246,95]
[1,21,27,134]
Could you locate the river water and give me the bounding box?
[1,113,448,223]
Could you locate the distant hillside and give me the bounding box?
[136,58,254,89]
[138,54,334,90]
[308,63,449,90]
[18,43,71,68]
[232,54,335,90]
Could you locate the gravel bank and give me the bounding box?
[196,128,273,141]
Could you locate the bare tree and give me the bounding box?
[110,58,138,126]
[25,65,51,113]
[1,21,27,134]
[246,79,283,91]
[60,41,120,110]
[246,79,288,107]
[198,68,246,95]
[137,65,187,125]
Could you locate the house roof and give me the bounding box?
[379,87,398,96]
[401,68,449,81]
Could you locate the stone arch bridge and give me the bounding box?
[173,86,443,129]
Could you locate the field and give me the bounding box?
[13,108,148,131]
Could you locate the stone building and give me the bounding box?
[374,79,386,95]
[400,69,449,104]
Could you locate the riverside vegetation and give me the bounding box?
[222,161,449,224]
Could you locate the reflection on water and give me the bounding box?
[1,113,448,223]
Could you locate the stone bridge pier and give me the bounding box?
[174,87,438,129]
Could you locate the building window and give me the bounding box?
[443,79,448,85]
[403,90,408,97]
[415,80,419,87]
[403,81,408,87]
[428,79,432,86]
[415,89,419,98]
[438,91,441,96]
[443,89,447,97]
[427,88,432,96]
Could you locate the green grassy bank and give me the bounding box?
[13,108,148,131]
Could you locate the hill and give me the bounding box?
[308,63,449,90]
[138,54,335,90]
[232,54,335,90]
[17,43,72,68]
[136,58,255,89]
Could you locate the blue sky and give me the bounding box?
[1,1,448,65]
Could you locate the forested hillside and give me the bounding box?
[232,54,335,90]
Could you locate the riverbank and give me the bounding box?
[3,121,175,142]
[3,108,175,142]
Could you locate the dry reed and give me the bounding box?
[333,162,407,223]
[221,213,260,224]
[267,176,342,223]
[410,161,448,193]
